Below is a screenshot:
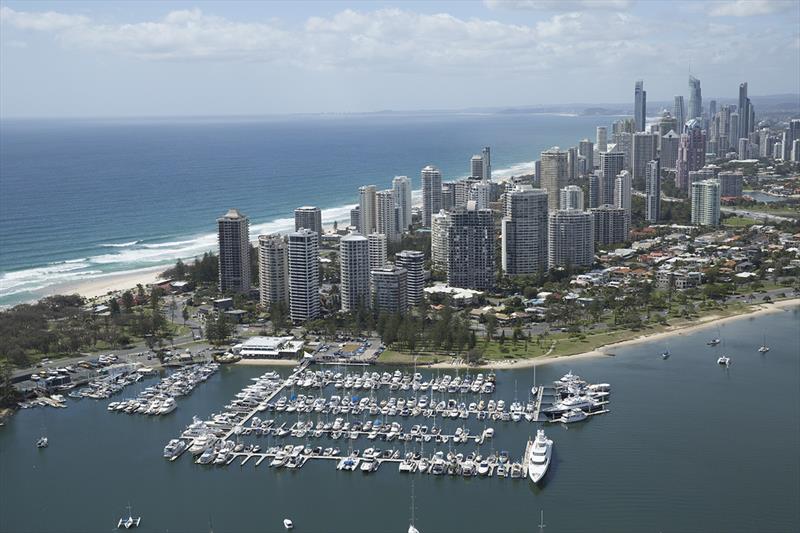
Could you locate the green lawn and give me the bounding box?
[723,216,758,227]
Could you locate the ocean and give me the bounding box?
[0,112,606,306]
[1,306,798,532]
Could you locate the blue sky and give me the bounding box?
[1,0,798,118]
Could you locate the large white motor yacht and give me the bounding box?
[527,429,552,484]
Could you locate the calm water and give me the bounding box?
[0,113,607,305]
[1,306,798,533]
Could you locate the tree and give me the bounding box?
[498,330,506,345]
[485,314,497,342]
[182,307,189,324]
[121,291,134,313]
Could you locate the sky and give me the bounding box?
[1,0,798,118]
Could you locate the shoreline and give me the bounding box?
[425,298,800,370]
[51,266,167,302]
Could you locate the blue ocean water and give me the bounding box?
[0,113,605,305]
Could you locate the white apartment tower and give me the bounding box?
[358,185,377,235]
[376,189,399,242]
[294,206,322,236]
[258,234,289,309]
[421,165,442,227]
[392,176,412,231]
[691,180,721,226]
[431,210,448,272]
[395,250,425,307]
[470,155,484,180]
[632,132,658,184]
[613,170,632,237]
[540,147,569,211]
[559,185,584,211]
[482,146,492,181]
[502,185,549,276]
[287,228,320,323]
[548,210,594,269]
[599,152,624,206]
[339,233,370,313]
[367,232,387,273]
[217,208,251,293]
[645,159,661,223]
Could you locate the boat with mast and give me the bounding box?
[408,477,420,533]
[758,334,770,353]
[117,504,141,529]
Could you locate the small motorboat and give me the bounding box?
[758,345,770,353]
[717,355,731,366]
[661,350,670,360]
[707,338,721,346]
[36,436,48,448]
[283,518,294,530]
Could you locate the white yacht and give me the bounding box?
[189,434,216,455]
[758,336,770,353]
[558,408,588,424]
[717,355,731,366]
[36,436,48,448]
[527,429,552,484]
[117,506,141,529]
[408,525,420,533]
[162,439,187,459]
[283,518,294,530]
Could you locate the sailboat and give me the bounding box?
[758,335,770,353]
[408,477,420,533]
[117,504,141,529]
[538,510,546,533]
[661,342,670,360]
[707,327,721,346]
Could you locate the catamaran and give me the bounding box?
[117,505,141,529]
[758,335,770,353]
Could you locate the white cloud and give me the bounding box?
[484,0,633,10]
[708,0,793,17]
[0,6,88,31]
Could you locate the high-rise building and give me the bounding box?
[548,210,594,269]
[470,181,492,210]
[784,119,800,160]
[773,141,783,160]
[658,112,678,147]
[730,112,740,150]
[367,232,387,273]
[596,126,608,153]
[688,75,702,120]
[614,170,632,237]
[358,185,377,235]
[718,172,743,197]
[453,178,473,208]
[709,99,717,121]
[502,185,549,276]
[632,132,659,184]
[645,159,661,223]
[441,182,455,211]
[634,80,647,132]
[258,234,288,309]
[590,205,627,245]
[738,138,750,160]
[445,202,495,290]
[395,250,425,307]
[431,210,448,272]
[376,189,399,242]
[482,146,492,182]
[578,139,594,174]
[614,132,633,171]
[392,176,412,232]
[540,147,569,210]
[691,180,720,226]
[559,185,584,211]
[470,155,484,180]
[339,233,370,313]
[421,165,442,227]
[793,139,800,162]
[371,267,408,315]
[350,206,360,230]
[676,119,706,191]
[294,206,322,236]
[660,130,680,169]
[599,152,624,205]
[674,95,686,129]
[567,147,578,181]
[738,82,750,139]
[217,208,251,293]
[287,228,320,322]
[588,173,601,209]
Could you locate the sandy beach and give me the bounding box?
[50,266,166,302]
[428,298,800,370]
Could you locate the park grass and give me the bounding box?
[723,216,758,227]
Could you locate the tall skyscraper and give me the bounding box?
[392,176,412,232]
[691,180,721,226]
[674,95,686,129]
[688,75,702,120]
[588,173,601,209]
[559,185,584,211]
[421,165,442,227]
[718,172,743,197]
[294,206,322,236]
[431,210,448,272]
[540,147,569,210]
[738,138,750,160]
[658,112,678,146]
[599,152,624,205]
[395,250,425,307]
[217,208,251,293]
[339,233,370,313]
[660,130,680,169]
[371,267,407,315]
[258,234,288,309]
[596,126,608,153]
[738,82,750,139]
[632,132,658,184]
[482,146,492,182]
[350,206,360,231]
[567,147,578,180]
[470,181,492,210]
[502,185,549,276]
[367,232,387,274]
[784,119,800,160]
[446,202,495,290]
[613,170,632,237]
[287,228,320,322]
[578,139,594,173]
[358,185,377,235]
[548,210,594,269]
[441,182,455,211]
[470,155,484,180]
[709,99,717,121]
[675,119,706,191]
[634,80,647,132]
[645,159,661,223]
[590,205,627,245]
[376,189,399,242]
